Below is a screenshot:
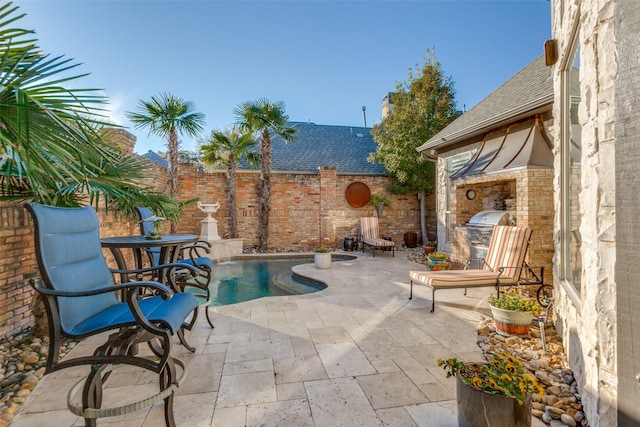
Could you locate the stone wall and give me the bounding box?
[550,0,618,425]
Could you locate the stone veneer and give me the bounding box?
[550,0,618,425]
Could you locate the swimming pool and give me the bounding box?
[207,256,347,306]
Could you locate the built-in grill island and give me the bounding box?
[466,210,513,265]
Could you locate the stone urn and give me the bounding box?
[314,249,331,269]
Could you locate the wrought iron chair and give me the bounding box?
[135,206,215,328]
[408,225,544,312]
[26,203,199,426]
[360,216,395,257]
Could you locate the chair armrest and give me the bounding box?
[180,241,212,263]
[29,278,174,299]
[111,262,199,277]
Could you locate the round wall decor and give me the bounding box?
[345,182,371,208]
[466,189,477,200]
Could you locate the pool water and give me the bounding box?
[208,257,325,306]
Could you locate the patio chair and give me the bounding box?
[360,216,395,257]
[408,225,543,312]
[135,206,215,328]
[26,203,199,426]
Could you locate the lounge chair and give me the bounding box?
[135,206,215,328]
[360,216,395,257]
[409,225,542,312]
[26,203,199,426]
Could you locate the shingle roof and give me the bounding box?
[417,55,554,152]
[142,150,169,168]
[264,122,386,174]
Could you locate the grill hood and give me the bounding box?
[467,210,512,228]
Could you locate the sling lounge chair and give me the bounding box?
[26,203,199,426]
[409,225,540,312]
[135,206,215,328]
[360,216,395,257]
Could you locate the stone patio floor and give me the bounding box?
[12,251,512,426]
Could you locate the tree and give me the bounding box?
[370,48,458,243]
[234,99,296,250]
[200,128,259,238]
[127,93,205,198]
[0,1,175,216]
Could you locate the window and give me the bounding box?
[560,25,582,300]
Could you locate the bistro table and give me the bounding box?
[101,234,199,288]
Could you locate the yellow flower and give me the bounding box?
[491,359,501,368]
[437,358,444,367]
[472,376,483,388]
[519,381,526,394]
[523,374,536,384]
[500,374,512,382]
[505,363,517,374]
[488,378,498,389]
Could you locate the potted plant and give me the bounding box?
[368,194,391,217]
[422,240,437,255]
[439,352,542,427]
[314,247,332,269]
[426,251,449,271]
[488,289,541,337]
[403,231,418,248]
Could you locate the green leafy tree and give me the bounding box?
[234,99,296,250]
[370,49,458,243]
[200,128,259,238]
[0,1,175,215]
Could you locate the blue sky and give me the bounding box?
[18,0,551,154]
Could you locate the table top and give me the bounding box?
[100,234,199,248]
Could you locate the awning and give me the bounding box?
[450,117,553,180]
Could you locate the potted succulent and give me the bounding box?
[368,194,391,217]
[426,251,449,271]
[422,240,437,255]
[488,289,541,337]
[438,352,542,427]
[314,247,332,269]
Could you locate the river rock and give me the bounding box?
[561,413,577,426]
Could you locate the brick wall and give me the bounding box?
[177,165,427,250]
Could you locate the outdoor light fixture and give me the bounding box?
[545,39,558,66]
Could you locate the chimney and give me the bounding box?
[381,92,394,119]
[361,106,367,128]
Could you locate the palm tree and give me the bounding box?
[126,93,205,199]
[0,2,175,215]
[200,128,259,238]
[234,99,296,250]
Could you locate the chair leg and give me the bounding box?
[431,289,436,313]
[409,280,413,300]
[177,328,195,353]
[160,357,178,427]
[82,365,107,427]
[205,307,215,329]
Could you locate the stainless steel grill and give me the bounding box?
[466,210,512,262]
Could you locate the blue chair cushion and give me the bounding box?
[177,257,213,270]
[69,292,199,336]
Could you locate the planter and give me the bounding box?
[489,305,534,337]
[456,374,531,427]
[426,259,449,271]
[423,246,436,255]
[314,252,331,269]
[404,232,418,248]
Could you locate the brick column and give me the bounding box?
[318,167,338,248]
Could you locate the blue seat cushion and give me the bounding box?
[69,292,198,336]
[177,257,213,270]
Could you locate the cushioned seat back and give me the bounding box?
[27,203,119,334]
[360,217,381,240]
[482,225,532,281]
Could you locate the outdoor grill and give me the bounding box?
[466,210,513,262]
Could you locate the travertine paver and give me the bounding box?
[12,251,493,426]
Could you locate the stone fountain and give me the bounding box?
[197,201,221,241]
[196,201,243,262]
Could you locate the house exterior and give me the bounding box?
[418,1,640,424]
[415,55,558,282]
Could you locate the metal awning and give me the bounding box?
[450,116,553,180]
